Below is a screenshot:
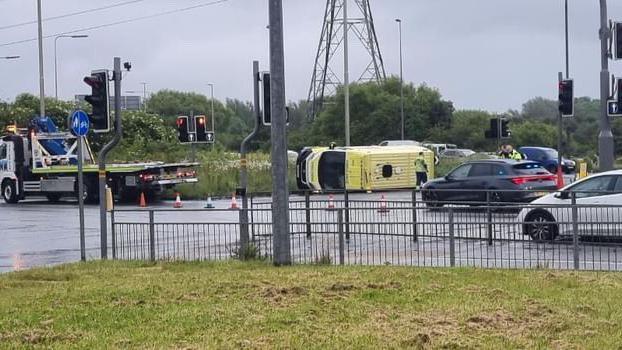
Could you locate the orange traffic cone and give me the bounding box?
[377,194,389,213]
[556,166,565,189]
[326,194,336,211]
[229,194,239,210]
[139,192,147,208]
[173,193,183,208]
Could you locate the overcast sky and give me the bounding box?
[0,0,621,112]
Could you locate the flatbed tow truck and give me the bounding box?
[0,117,198,204]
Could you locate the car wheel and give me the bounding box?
[424,189,443,208]
[1,180,18,204]
[524,211,558,241]
[489,190,502,203]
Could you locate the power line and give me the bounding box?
[0,0,146,31]
[0,0,229,48]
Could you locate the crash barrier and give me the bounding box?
[110,189,622,271]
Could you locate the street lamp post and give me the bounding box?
[396,18,404,140]
[54,35,88,99]
[141,82,147,111]
[207,83,215,147]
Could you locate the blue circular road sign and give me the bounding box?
[71,110,90,136]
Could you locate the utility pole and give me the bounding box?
[207,83,215,149]
[396,18,404,140]
[599,0,614,171]
[268,0,291,265]
[36,0,45,117]
[343,0,350,146]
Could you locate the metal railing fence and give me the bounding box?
[110,189,622,271]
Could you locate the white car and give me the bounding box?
[518,170,622,241]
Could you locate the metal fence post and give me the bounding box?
[412,189,418,241]
[486,191,493,246]
[149,210,155,262]
[338,209,345,265]
[111,209,116,260]
[250,194,256,243]
[305,191,312,239]
[449,208,455,267]
[344,190,350,240]
[571,192,580,270]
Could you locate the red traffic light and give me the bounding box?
[83,75,105,88]
[176,117,186,127]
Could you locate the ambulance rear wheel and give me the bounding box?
[2,180,18,204]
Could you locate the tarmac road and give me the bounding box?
[2,184,618,273]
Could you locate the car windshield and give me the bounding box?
[544,149,558,159]
[513,162,548,175]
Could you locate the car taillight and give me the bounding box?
[511,175,557,185]
[139,174,155,182]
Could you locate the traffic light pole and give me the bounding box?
[558,72,563,176]
[239,60,262,254]
[98,57,123,259]
[599,0,614,171]
[269,0,291,265]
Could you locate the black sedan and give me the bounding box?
[421,160,558,207]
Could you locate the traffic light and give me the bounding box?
[176,116,190,143]
[83,70,110,132]
[558,79,574,117]
[261,72,271,125]
[195,115,211,142]
[500,119,511,138]
[485,118,499,139]
[615,22,622,60]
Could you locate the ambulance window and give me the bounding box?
[382,165,393,178]
[0,144,6,160]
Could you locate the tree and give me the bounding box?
[442,110,497,151]
[305,77,454,147]
[511,121,557,149]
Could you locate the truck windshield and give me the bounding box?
[0,144,6,160]
[319,151,346,190]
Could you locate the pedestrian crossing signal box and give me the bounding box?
[259,72,289,127]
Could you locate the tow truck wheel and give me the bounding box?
[46,193,62,203]
[76,181,98,204]
[2,180,18,204]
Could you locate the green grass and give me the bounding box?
[2,261,622,349]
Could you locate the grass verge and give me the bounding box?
[1,261,622,349]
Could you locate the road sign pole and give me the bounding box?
[70,109,89,261]
[77,135,86,261]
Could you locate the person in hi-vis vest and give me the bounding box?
[414,152,428,188]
